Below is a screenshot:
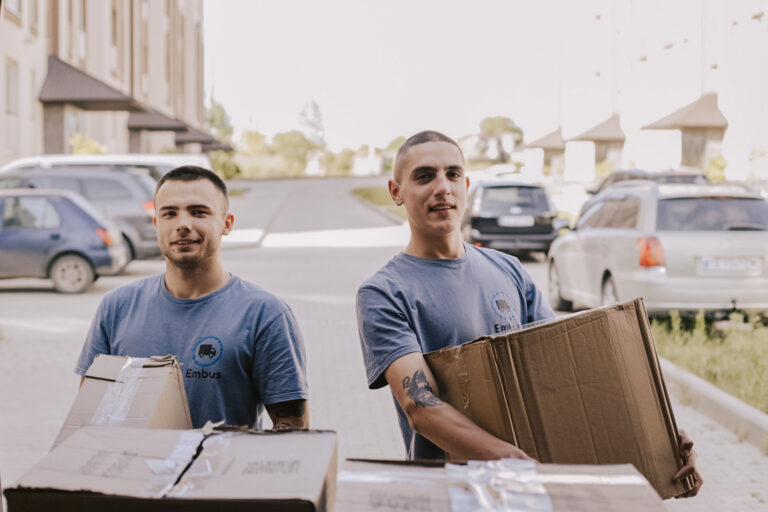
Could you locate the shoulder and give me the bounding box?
[227,276,292,321]
[357,254,414,305]
[100,274,164,307]
[469,245,525,273]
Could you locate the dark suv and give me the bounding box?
[0,168,160,260]
[461,180,563,255]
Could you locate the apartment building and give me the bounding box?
[0,0,211,166]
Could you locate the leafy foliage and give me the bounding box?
[68,133,106,154]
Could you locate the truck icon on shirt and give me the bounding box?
[198,344,217,358]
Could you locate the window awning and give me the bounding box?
[524,127,565,151]
[175,126,216,145]
[570,114,625,142]
[128,110,188,131]
[642,93,728,130]
[39,55,145,111]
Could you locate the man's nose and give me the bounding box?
[175,211,192,230]
[434,172,452,195]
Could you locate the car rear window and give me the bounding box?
[481,186,549,212]
[81,177,133,200]
[652,174,708,184]
[657,197,768,231]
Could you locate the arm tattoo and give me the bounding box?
[402,369,443,407]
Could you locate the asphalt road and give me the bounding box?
[0,176,765,510]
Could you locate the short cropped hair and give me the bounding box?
[393,130,464,182]
[154,165,228,206]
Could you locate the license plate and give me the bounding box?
[498,215,534,227]
[698,255,763,275]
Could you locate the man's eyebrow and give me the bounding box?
[158,205,179,212]
[186,204,213,210]
[410,165,437,175]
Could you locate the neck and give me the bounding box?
[404,230,465,259]
[164,259,230,299]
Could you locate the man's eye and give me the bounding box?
[415,174,429,181]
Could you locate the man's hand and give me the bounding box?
[674,429,702,498]
[266,399,309,430]
[386,352,532,461]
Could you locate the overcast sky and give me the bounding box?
[203,0,570,151]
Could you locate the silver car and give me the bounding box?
[548,181,768,316]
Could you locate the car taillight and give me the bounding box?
[95,228,113,246]
[142,200,155,218]
[637,236,665,267]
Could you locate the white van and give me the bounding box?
[0,153,213,181]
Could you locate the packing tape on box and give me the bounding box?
[91,357,148,425]
[146,431,206,497]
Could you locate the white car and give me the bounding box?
[0,153,213,181]
[548,181,768,317]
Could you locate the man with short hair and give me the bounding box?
[76,166,308,430]
[356,131,700,496]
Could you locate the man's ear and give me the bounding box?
[222,213,234,235]
[389,179,404,206]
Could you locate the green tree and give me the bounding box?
[242,130,269,156]
[207,97,234,144]
[68,133,106,154]
[325,148,356,176]
[272,130,317,176]
[480,116,523,163]
[300,99,326,148]
[385,136,406,152]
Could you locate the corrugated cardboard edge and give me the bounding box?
[150,360,193,430]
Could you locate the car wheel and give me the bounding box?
[122,234,136,263]
[548,261,572,312]
[50,254,95,294]
[601,275,619,306]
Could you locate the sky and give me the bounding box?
[203,0,567,152]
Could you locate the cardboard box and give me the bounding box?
[5,426,338,512]
[336,459,666,511]
[424,298,693,499]
[54,354,192,447]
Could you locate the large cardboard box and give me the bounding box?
[336,459,666,511]
[5,426,338,512]
[424,298,693,499]
[54,354,192,447]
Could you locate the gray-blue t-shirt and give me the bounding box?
[356,243,555,460]
[76,274,308,429]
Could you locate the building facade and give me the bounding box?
[0,0,206,166]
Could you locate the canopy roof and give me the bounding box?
[525,127,565,151]
[128,110,187,131]
[643,93,728,130]
[571,114,625,142]
[175,127,215,145]
[39,55,144,111]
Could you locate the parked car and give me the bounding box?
[548,182,768,317]
[0,189,128,293]
[0,153,213,181]
[461,180,566,255]
[586,168,709,196]
[0,167,160,260]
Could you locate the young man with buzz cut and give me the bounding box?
[356,130,701,497]
[76,166,309,430]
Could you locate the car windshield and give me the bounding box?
[481,186,549,212]
[66,193,110,223]
[657,197,768,231]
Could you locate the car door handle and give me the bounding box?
[50,233,61,240]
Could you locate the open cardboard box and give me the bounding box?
[5,425,337,512]
[425,298,694,499]
[53,354,192,448]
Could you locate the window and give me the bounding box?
[5,59,19,115]
[657,198,768,231]
[481,186,550,213]
[603,197,641,229]
[2,197,61,229]
[4,0,22,22]
[27,175,82,193]
[29,0,39,35]
[81,178,132,200]
[30,69,37,121]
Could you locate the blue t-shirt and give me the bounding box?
[356,243,555,460]
[76,274,308,429]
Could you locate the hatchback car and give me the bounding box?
[461,180,565,255]
[548,182,768,316]
[0,167,160,260]
[0,189,128,293]
[586,168,709,196]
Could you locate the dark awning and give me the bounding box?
[570,114,625,142]
[175,126,215,145]
[39,55,144,111]
[201,141,233,152]
[642,93,728,130]
[525,127,565,151]
[128,110,187,131]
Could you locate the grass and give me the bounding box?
[352,186,408,220]
[652,311,768,415]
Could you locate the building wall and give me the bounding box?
[0,0,204,165]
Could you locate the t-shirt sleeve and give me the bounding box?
[74,297,113,376]
[517,263,556,324]
[252,307,308,405]
[356,284,422,390]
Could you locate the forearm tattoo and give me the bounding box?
[402,369,443,407]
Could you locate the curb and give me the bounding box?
[660,357,768,454]
[350,193,405,226]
